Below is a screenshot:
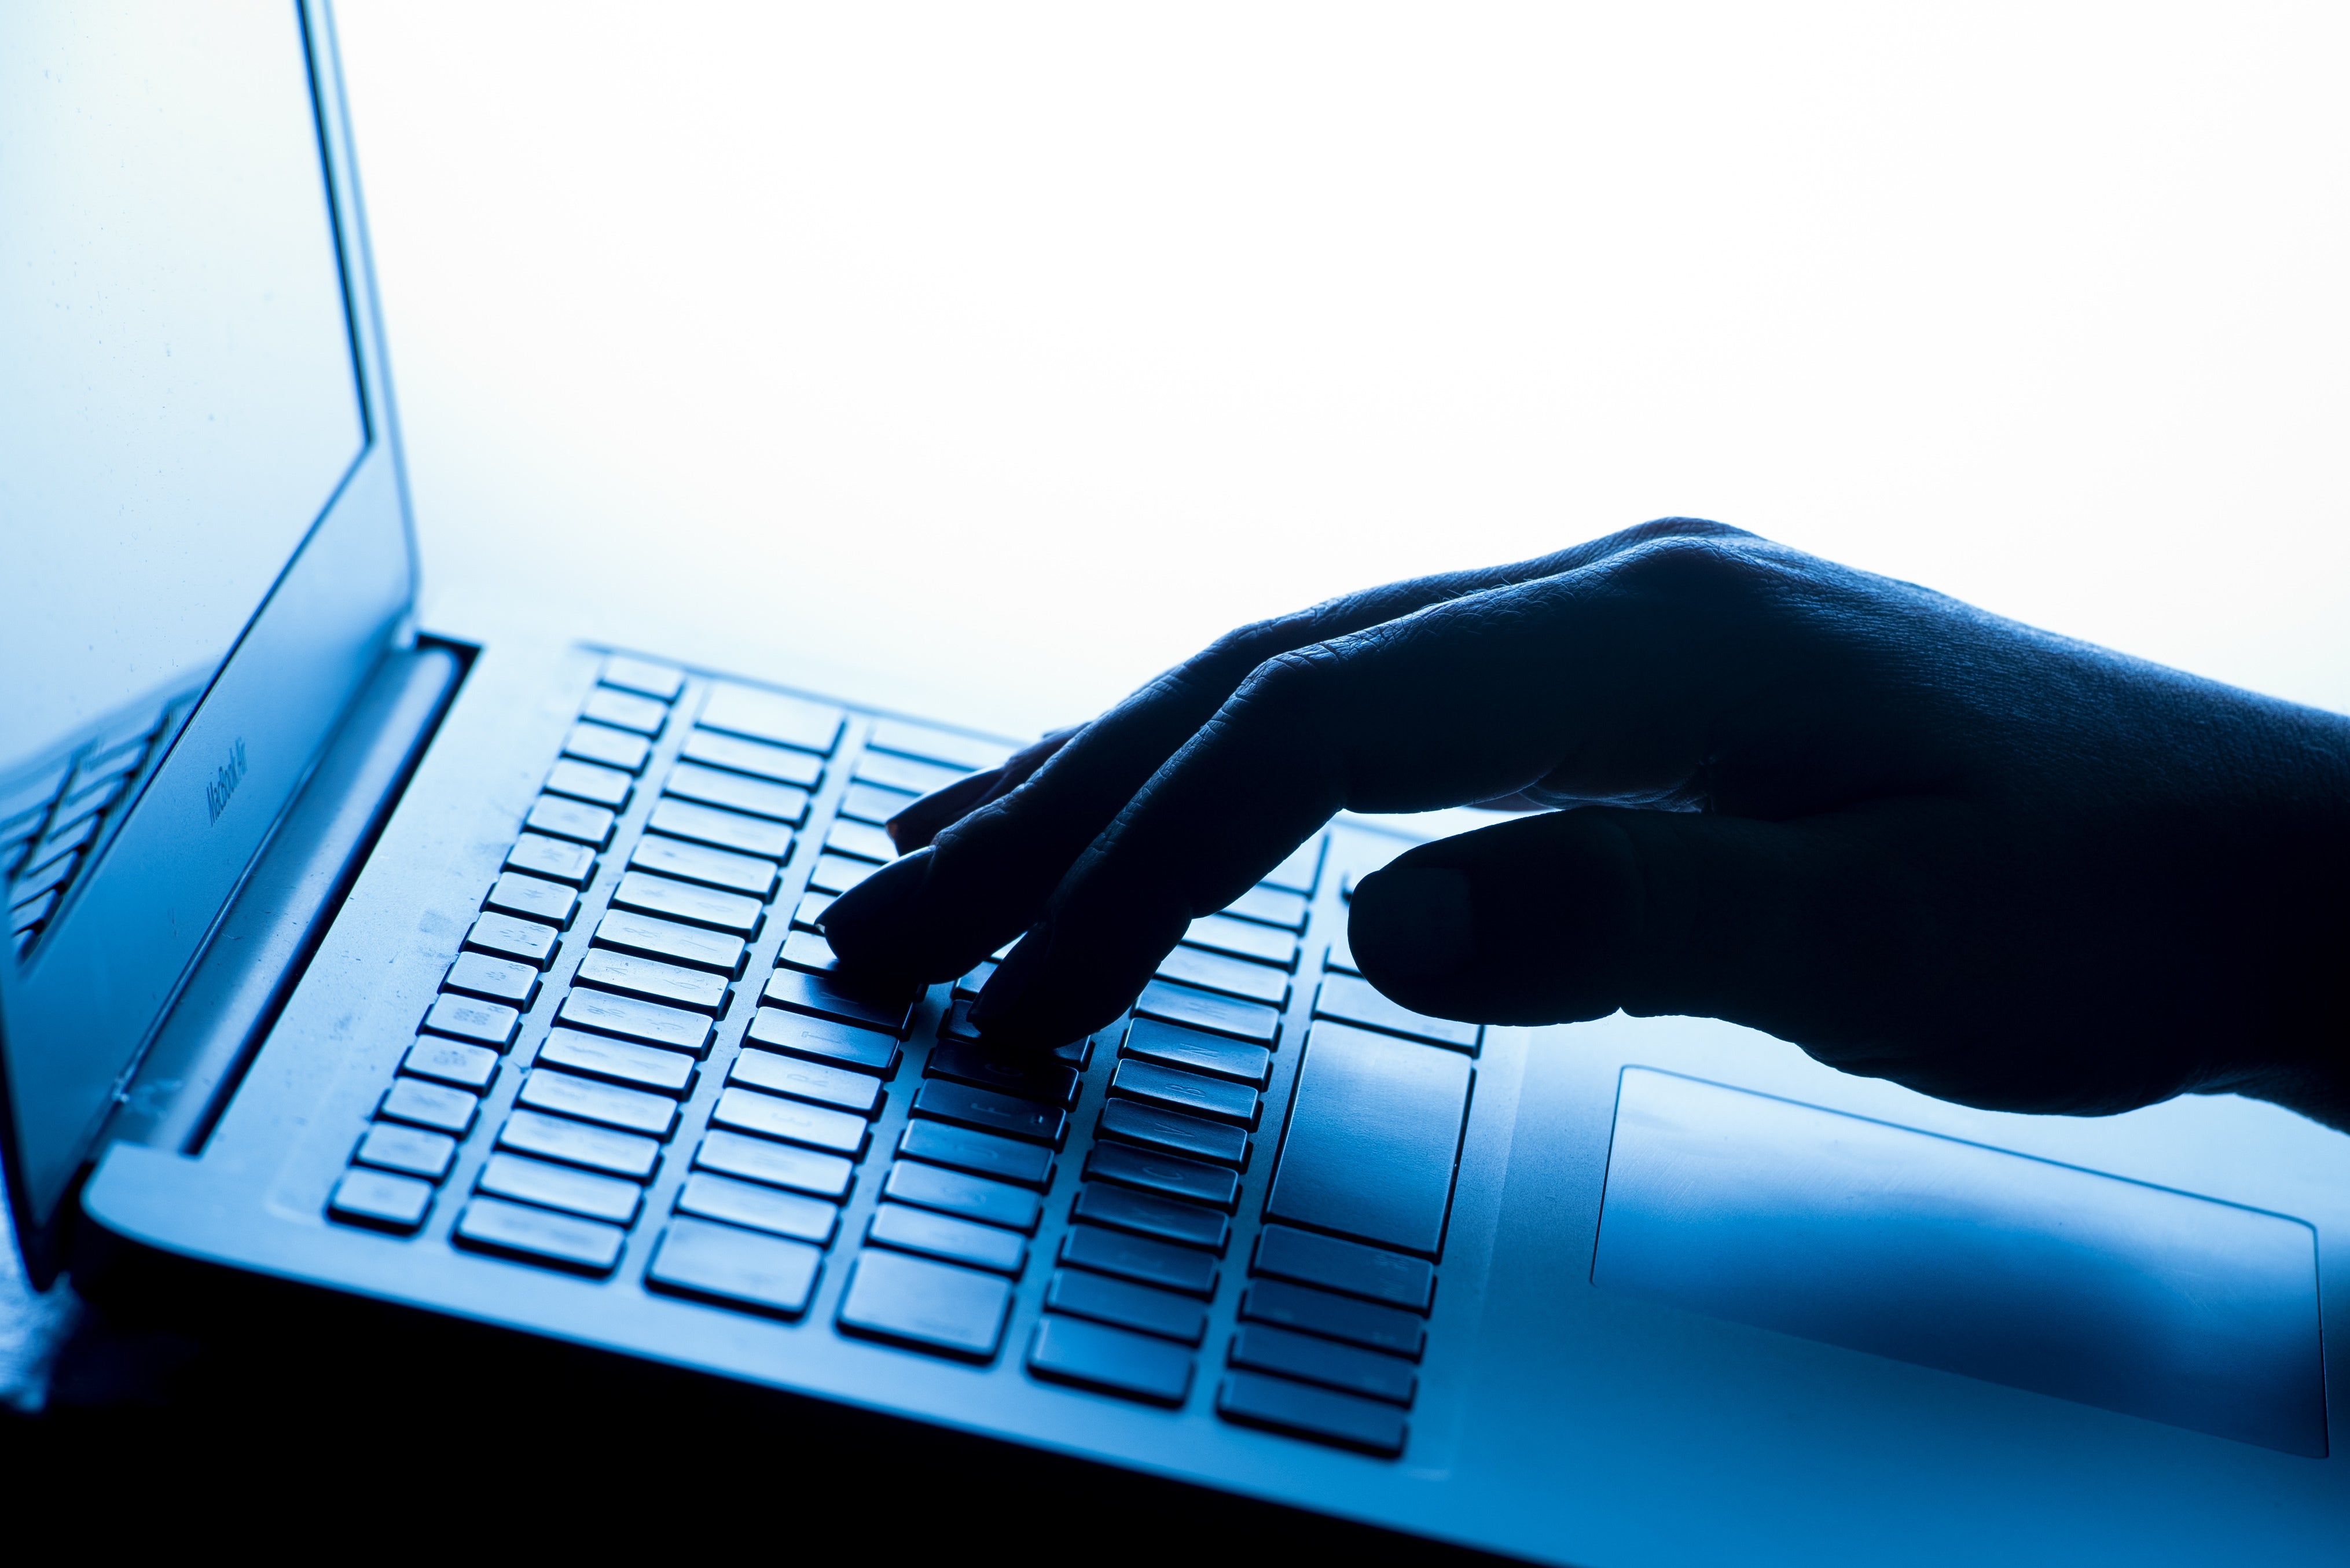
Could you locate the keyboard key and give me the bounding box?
[1059,1225,1218,1297]
[536,1028,695,1095]
[403,1037,501,1092]
[467,911,560,968]
[824,819,897,865]
[558,988,714,1055]
[527,795,616,848]
[746,1007,901,1075]
[838,781,917,825]
[912,1079,1066,1146]
[649,797,794,859]
[867,1203,1027,1276]
[682,728,827,787]
[505,832,596,887]
[440,951,539,1008]
[517,1069,679,1137]
[1216,1371,1407,1456]
[1095,1098,1249,1169]
[1134,981,1280,1046]
[1261,836,1325,895]
[776,928,847,978]
[1264,1023,1471,1255]
[423,992,519,1053]
[1183,913,1298,968]
[1108,1059,1260,1128]
[937,1000,1089,1069]
[355,1122,457,1181]
[851,751,966,796]
[456,1196,626,1275]
[1229,1323,1416,1405]
[709,1086,870,1157]
[730,1048,885,1116]
[329,1168,434,1231]
[674,1172,839,1244]
[611,871,764,935]
[1240,1279,1426,1359]
[1027,1317,1194,1407]
[1085,1141,1239,1210]
[664,762,810,824]
[865,719,1012,772]
[1324,928,1358,974]
[1154,946,1290,1007]
[695,1130,855,1200]
[484,872,578,928]
[581,686,669,735]
[564,721,651,773]
[1072,1184,1229,1253]
[592,902,737,973]
[498,1108,661,1180]
[477,1151,644,1225]
[1119,1018,1272,1088]
[925,1040,1081,1108]
[1220,884,1309,931]
[792,890,834,930]
[1253,1225,1433,1312]
[884,1161,1042,1232]
[630,836,778,898]
[762,967,915,1035]
[699,682,844,754]
[896,1121,1055,1189]
[836,1249,1011,1360]
[1313,974,1481,1052]
[600,654,684,701]
[647,1216,825,1316]
[1045,1269,1208,1345]
[806,853,879,894]
[575,948,729,1011]
[953,958,998,998]
[379,1077,479,1136]
[545,758,634,809]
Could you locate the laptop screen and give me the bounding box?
[0,1,411,1257]
[0,1,365,962]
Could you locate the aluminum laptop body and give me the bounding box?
[5,6,2347,1561]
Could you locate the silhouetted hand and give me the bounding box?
[826,520,2350,1127]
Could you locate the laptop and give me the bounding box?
[5,5,2347,1559]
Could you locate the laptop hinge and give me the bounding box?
[100,641,467,1156]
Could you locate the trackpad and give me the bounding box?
[1592,1069,2325,1455]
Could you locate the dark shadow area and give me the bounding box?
[2,1229,1513,1560]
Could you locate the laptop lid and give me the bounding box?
[0,0,412,1281]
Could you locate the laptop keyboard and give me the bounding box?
[324,652,1481,1459]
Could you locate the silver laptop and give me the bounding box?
[5,5,2345,1559]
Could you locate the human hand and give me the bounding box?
[826,520,2350,1126]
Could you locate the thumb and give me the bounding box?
[1346,806,1870,1033]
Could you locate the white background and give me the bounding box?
[333,2,2350,740]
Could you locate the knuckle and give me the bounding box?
[1603,533,1786,609]
[1228,644,1346,723]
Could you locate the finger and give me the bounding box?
[967,538,1799,1041]
[885,726,1081,852]
[1346,807,1857,1028]
[826,518,1755,984]
[1347,805,2206,1117]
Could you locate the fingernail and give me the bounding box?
[971,919,1053,1029]
[1349,866,1476,983]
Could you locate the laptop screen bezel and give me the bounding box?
[0,0,416,1283]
